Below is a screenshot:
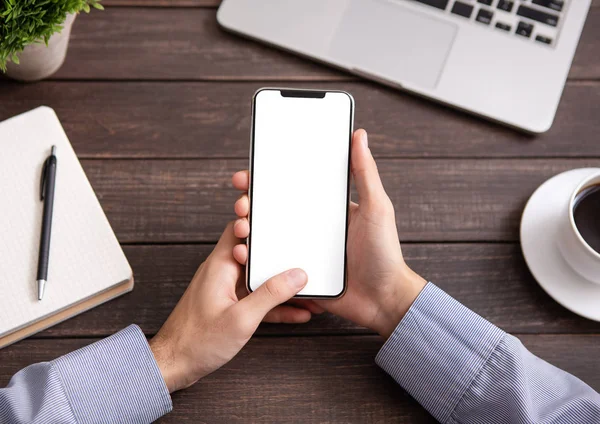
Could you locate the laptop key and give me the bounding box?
[516,21,534,38]
[476,9,494,24]
[495,22,511,31]
[535,35,553,44]
[414,0,450,10]
[517,5,559,27]
[497,0,514,12]
[412,0,558,48]
[532,0,564,12]
[451,1,474,18]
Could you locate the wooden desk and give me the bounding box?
[1,2,599,422]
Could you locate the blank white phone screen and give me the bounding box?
[248,90,353,297]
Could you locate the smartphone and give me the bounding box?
[246,88,354,298]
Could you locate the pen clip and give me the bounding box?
[40,157,49,201]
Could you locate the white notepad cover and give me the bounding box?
[0,107,132,337]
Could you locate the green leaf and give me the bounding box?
[0,0,103,73]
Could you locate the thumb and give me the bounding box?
[237,269,308,322]
[351,129,387,205]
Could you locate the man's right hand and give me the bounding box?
[231,129,427,339]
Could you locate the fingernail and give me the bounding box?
[286,268,307,288]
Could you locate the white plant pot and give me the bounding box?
[5,13,76,82]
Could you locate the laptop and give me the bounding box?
[217,0,591,133]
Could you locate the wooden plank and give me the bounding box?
[36,243,600,339]
[74,158,599,243]
[0,336,429,423]
[573,13,600,80]
[1,81,598,159]
[1,336,599,423]
[101,0,600,8]
[165,335,600,423]
[49,8,600,80]
[103,0,219,5]
[55,8,347,81]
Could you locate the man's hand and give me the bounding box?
[149,223,316,393]
[231,129,427,339]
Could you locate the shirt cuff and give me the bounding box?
[52,324,172,423]
[375,283,505,424]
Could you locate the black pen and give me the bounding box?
[37,146,57,301]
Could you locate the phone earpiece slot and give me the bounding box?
[280,89,326,99]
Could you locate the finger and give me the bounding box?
[232,170,250,191]
[233,244,248,265]
[263,305,311,323]
[234,194,250,218]
[211,221,239,257]
[237,269,308,322]
[288,299,325,314]
[351,129,387,205]
[233,218,249,239]
[201,222,241,291]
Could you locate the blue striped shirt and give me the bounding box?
[0,325,171,423]
[1,283,599,423]
[376,283,600,423]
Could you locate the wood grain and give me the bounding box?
[0,0,598,422]
[55,8,346,81]
[166,335,600,423]
[103,0,220,5]
[1,335,599,423]
[0,81,598,159]
[101,0,600,8]
[50,8,600,80]
[34,243,600,339]
[76,158,600,243]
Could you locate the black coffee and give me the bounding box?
[573,184,600,254]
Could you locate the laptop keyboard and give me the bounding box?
[412,0,565,46]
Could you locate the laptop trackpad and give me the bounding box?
[328,1,457,89]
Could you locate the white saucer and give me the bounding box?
[521,168,600,322]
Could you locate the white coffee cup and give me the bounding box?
[558,172,600,285]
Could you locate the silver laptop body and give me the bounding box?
[217,0,591,133]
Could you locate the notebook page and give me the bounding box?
[0,107,132,337]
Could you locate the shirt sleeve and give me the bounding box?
[0,324,172,424]
[375,283,600,424]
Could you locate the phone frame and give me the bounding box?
[246,87,354,299]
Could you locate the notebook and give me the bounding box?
[0,107,133,349]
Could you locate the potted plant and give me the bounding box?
[0,0,103,82]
